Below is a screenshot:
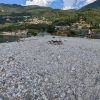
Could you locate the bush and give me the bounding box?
[27,29,38,36]
[67,30,81,37]
[92,29,100,33]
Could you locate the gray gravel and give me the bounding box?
[0,36,100,100]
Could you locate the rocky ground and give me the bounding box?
[0,36,100,100]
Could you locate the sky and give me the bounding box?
[0,0,96,9]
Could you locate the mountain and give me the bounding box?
[82,0,100,9]
[0,3,53,16]
[0,3,100,27]
[0,3,76,19]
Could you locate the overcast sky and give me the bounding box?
[0,0,96,9]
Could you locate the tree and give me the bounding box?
[47,25,55,34]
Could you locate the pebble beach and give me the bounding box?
[0,36,100,100]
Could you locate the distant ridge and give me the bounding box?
[0,3,53,16]
[81,0,100,9]
[0,3,22,7]
[0,3,77,17]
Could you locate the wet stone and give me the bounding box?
[25,94,32,100]
[0,94,9,100]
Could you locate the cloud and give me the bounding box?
[86,0,96,4]
[62,0,75,9]
[62,0,96,9]
[26,0,97,9]
[26,0,55,6]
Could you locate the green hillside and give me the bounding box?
[0,1,100,38]
[0,3,53,16]
[0,3,99,22]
